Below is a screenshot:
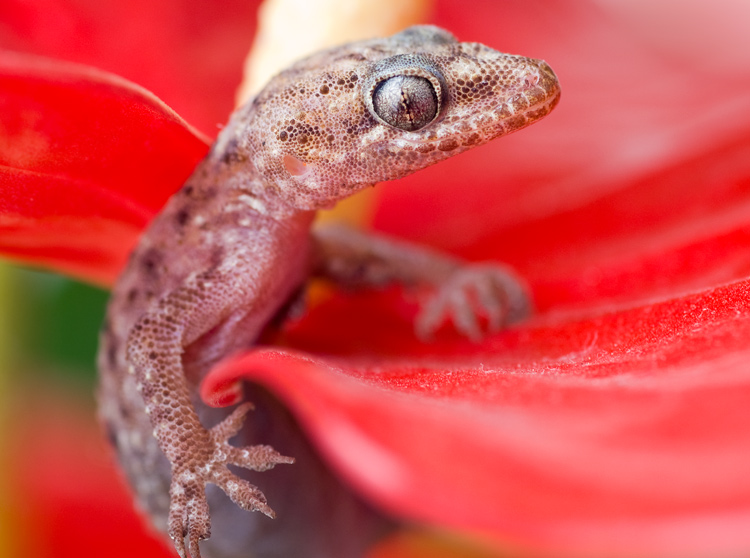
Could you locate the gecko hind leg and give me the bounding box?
[167,403,294,558]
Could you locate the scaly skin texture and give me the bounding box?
[97,25,560,558]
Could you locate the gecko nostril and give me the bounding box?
[522,69,541,88]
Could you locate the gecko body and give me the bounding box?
[98,25,560,558]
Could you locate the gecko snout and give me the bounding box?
[506,59,560,117]
[532,60,561,102]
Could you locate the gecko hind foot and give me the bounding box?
[416,263,531,341]
[167,403,294,558]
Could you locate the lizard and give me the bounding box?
[97,24,560,558]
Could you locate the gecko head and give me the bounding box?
[230,25,561,211]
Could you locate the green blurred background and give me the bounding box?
[1,262,106,385]
[0,262,108,557]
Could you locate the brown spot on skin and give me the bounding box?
[524,87,546,105]
[107,344,118,367]
[504,114,527,132]
[463,133,481,146]
[209,247,225,270]
[176,209,189,227]
[140,249,162,277]
[219,137,239,164]
[319,84,329,94]
[438,138,459,151]
[527,106,551,120]
[104,421,119,450]
[127,288,139,303]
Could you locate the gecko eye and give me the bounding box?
[371,75,438,131]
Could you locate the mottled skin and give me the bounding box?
[97,26,560,558]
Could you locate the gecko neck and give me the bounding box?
[198,146,316,227]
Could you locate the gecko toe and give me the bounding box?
[417,262,531,340]
[168,472,212,558]
[210,402,255,441]
[214,467,277,518]
[212,402,294,472]
[226,443,295,471]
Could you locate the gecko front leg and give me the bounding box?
[313,224,531,340]
[126,267,295,558]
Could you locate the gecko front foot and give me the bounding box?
[167,403,294,558]
[416,263,531,341]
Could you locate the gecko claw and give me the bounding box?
[210,402,254,440]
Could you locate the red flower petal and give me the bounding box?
[0,52,209,284]
[205,276,750,557]
[0,0,263,135]
[9,391,172,558]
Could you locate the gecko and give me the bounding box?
[97,25,560,558]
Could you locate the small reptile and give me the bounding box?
[97,25,560,558]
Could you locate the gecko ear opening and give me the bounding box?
[283,153,310,177]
